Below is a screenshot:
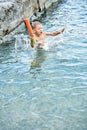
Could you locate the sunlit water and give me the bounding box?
[0,0,87,130]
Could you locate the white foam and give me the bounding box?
[42,44,49,51]
[15,34,30,51]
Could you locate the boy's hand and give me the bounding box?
[30,37,36,48]
[61,28,65,33]
[31,42,34,48]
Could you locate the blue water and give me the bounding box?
[0,0,87,130]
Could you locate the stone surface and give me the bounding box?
[0,0,61,44]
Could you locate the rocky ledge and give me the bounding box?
[0,0,61,44]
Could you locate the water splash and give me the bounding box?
[15,34,30,51]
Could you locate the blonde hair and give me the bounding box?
[32,21,42,29]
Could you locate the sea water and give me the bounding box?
[0,0,87,130]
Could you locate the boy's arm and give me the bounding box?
[30,37,36,48]
[30,39,34,48]
[45,28,65,36]
[30,33,36,48]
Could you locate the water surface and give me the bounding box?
[0,0,87,130]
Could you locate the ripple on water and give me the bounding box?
[0,0,87,129]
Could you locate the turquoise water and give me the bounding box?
[0,0,87,130]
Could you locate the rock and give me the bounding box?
[0,0,61,44]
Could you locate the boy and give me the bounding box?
[30,21,65,48]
